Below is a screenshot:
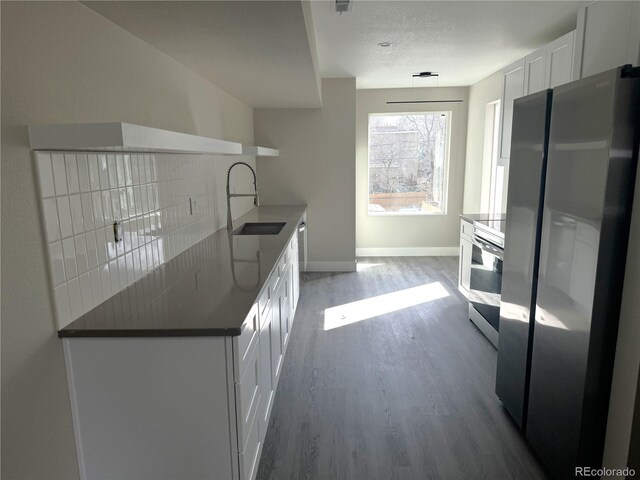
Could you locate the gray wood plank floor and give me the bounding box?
[256,257,547,480]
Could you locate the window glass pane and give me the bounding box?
[368,113,449,215]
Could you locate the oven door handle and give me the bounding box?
[472,237,504,260]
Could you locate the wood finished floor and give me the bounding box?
[256,257,547,480]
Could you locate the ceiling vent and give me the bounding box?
[335,0,352,14]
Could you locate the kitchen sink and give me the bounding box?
[232,222,285,236]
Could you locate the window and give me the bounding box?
[480,100,504,216]
[368,112,450,215]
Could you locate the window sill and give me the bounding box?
[367,211,447,217]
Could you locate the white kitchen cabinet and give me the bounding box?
[525,31,576,94]
[574,0,640,79]
[236,337,262,480]
[291,233,300,308]
[281,273,291,352]
[459,219,473,298]
[524,46,549,95]
[498,30,576,164]
[270,284,283,386]
[498,58,525,160]
[258,303,274,443]
[63,232,302,480]
[546,31,576,88]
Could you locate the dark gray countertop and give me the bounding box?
[58,205,307,338]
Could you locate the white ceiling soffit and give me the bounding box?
[84,1,323,108]
[310,0,584,89]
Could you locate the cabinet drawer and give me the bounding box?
[233,304,259,381]
[258,281,272,321]
[239,411,261,480]
[461,220,473,239]
[235,339,261,453]
[277,254,286,282]
[272,256,285,292]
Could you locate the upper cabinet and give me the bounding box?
[499,30,576,161]
[524,46,548,95]
[499,59,525,159]
[547,31,576,88]
[574,0,640,80]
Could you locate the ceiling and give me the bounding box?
[86,1,585,107]
[84,1,322,108]
[311,0,584,89]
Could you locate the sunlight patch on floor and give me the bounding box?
[324,281,450,330]
[356,262,383,271]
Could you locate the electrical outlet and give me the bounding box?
[113,221,123,243]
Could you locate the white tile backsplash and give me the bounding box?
[37,154,55,197]
[49,241,65,286]
[88,154,100,190]
[65,154,80,194]
[42,198,60,241]
[77,154,90,192]
[52,154,67,195]
[35,150,257,328]
[54,284,71,323]
[57,196,73,238]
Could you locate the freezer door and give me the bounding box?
[527,67,639,479]
[495,90,552,429]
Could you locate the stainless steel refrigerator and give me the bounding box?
[496,89,552,429]
[496,65,640,479]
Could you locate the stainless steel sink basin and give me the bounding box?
[232,222,285,236]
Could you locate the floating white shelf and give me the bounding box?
[28,122,242,155]
[242,146,279,157]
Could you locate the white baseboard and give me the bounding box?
[356,247,459,257]
[305,261,357,272]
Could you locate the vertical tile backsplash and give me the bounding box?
[35,151,256,328]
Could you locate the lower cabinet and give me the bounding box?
[258,304,274,441]
[63,235,301,480]
[270,295,283,387]
[459,219,473,298]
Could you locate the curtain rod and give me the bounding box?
[386,100,464,104]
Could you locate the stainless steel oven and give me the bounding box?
[469,220,504,347]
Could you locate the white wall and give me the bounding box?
[1,3,254,478]
[253,78,357,272]
[355,87,469,255]
[462,70,503,214]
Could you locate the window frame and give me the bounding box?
[366,111,452,217]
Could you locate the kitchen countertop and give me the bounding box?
[459,213,506,223]
[58,205,307,338]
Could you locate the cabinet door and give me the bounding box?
[292,237,300,310]
[287,263,296,328]
[546,30,575,88]
[524,46,548,95]
[270,290,283,386]
[258,308,273,442]
[281,276,291,351]
[576,1,640,79]
[459,237,473,298]
[499,58,525,159]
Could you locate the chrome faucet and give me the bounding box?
[226,161,259,231]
